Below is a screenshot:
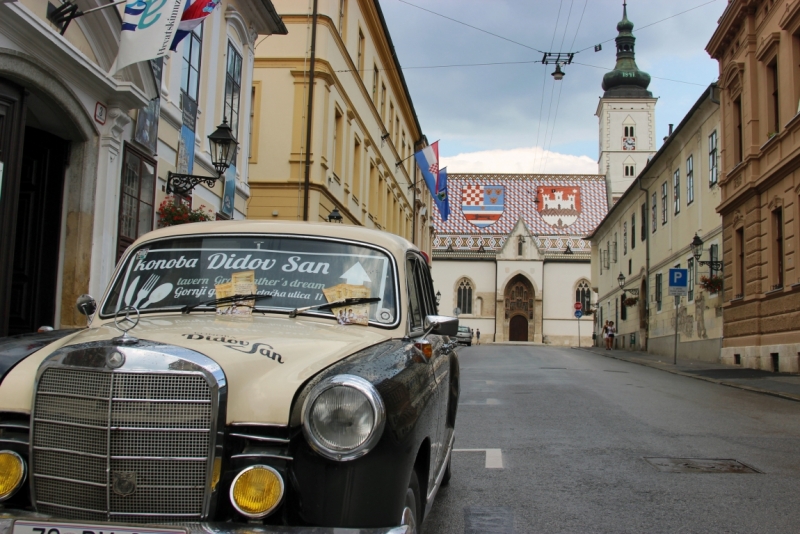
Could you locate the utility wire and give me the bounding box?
[396,0,546,54]
[542,0,576,173]
[534,0,565,172]
[572,61,709,86]
[569,0,589,51]
[335,60,542,73]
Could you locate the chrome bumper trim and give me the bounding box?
[0,512,411,534]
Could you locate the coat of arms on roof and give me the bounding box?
[537,186,581,228]
[462,184,504,228]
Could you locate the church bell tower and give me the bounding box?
[596,2,657,204]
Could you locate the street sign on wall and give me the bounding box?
[574,310,583,318]
[574,302,582,310]
[668,268,688,297]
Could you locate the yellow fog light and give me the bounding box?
[0,451,26,501]
[230,465,284,518]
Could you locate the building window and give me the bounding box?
[181,24,203,103]
[651,192,657,232]
[373,64,379,103]
[709,130,718,185]
[357,29,365,77]
[673,170,680,215]
[576,280,591,314]
[641,202,647,241]
[624,164,635,177]
[621,295,627,321]
[118,145,156,260]
[624,126,635,137]
[224,42,243,138]
[333,108,343,178]
[457,279,473,315]
[380,83,386,121]
[773,207,784,289]
[735,227,745,297]
[688,258,694,301]
[352,137,362,200]
[686,155,694,205]
[623,222,628,255]
[518,240,523,256]
[655,272,663,312]
[338,0,347,36]
[767,59,780,134]
[661,182,668,225]
[631,213,636,250]
[733,96,743,163]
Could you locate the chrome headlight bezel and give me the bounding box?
[301,374,386,462]
[0,450,26,502]
[229,465,285,519]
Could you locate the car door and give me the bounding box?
[411,254,451,483]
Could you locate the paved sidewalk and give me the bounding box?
[575,345,800,403]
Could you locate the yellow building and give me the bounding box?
[591,84,723,361]
[249,0,430,252]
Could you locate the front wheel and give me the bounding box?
[400,470,422,534]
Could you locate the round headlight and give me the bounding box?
[230,465,284,518]
[0,451,26,501]
[302,375,385,461]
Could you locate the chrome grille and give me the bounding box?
[32,367,213,522]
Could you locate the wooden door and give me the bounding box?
[509,315,528,342]
[8,127,68,335]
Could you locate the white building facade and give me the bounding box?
[431,174,608,346]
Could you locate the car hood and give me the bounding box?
[0,315,394,425]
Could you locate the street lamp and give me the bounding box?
[690,233,723,274]
[551,63,565,81]
[435,291,441,306]
[167,119,239,195]
[617,272,639,296]
[327,208,344,223]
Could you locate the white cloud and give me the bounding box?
[441,147,599,175]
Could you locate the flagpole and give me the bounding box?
[302,0,318,222]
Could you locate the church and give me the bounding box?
[430,4,657,344]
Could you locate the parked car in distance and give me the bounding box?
[455,325,472,346]
[0,221,461,534]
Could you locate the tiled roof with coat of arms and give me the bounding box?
[431,174,609,253]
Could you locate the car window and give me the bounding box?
[458,326,470,333]
[414,257,437,317]
[101,235,398,325]
[406,258,423,331]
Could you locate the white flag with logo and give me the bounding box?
[111,0,189,74]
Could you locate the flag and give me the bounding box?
[414,142,449,221]
[112,0,189,73]
[436,167,450,221]
[170,0,222,51]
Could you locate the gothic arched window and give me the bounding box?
[457,279,473,315]
[576,280,591,313]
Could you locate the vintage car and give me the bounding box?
[0,221,460,534]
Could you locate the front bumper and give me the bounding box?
[0,511,410,534]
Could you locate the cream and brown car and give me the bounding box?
[0,221,460,534]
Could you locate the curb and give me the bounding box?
[573,347,800,404]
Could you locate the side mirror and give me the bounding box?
[76,294,97,317]
[424,315,458,337]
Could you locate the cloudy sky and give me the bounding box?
[379,0,727,174]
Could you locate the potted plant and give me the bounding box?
[157,196,214,227]
[623,296,639,307]
[699,274,723,294]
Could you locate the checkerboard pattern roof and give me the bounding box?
[432,175,609,248]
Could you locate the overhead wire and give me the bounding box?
[533,0,565,173]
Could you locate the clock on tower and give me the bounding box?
[622,137,636,150]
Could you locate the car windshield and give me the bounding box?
[100,235,398,325]
[458,326,470,333]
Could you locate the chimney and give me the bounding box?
[668,124,674,135]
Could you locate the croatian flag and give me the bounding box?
[414,142,449,221]
[170,0,221,51]
[435,167,450,221]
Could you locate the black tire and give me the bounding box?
[467,343,471,346]
[400,470,422,534]
[441,454,452,486]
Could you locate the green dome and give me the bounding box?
[602,3,652,98]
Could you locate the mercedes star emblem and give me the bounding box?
[114,306,140,334]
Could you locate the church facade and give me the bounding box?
[430,174,608,345]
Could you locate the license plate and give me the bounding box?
[14,520,187,534]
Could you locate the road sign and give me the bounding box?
[668,268,688,297]
[574,310,583,318]
[574,302,582,311]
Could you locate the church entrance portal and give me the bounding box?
[509,315,528,341]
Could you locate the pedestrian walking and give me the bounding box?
[476,328,481,345]
[605,321,616,350]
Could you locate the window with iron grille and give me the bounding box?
[651,193,657,232]
[117,144,156,260]
[709,130,718,185]
[655,273,663,311]
[688,258,694,301]
[457,279,473,315]
[224,42,243,139]
[631,213,636,250]
[661,182,668,225]
[623,223,628,255]
[181,25,203,103]
[673,169,680,214]
[641,203,646,240]
[686,155,694,205]
[576,280,591,314]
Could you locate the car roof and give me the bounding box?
[131,220,418,258]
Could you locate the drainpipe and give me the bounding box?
[302,0,318,221]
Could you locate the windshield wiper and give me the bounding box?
[181,294,272,314]
[289,297,382,318]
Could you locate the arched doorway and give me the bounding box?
[509,315,528,341]
[504,275,535,342]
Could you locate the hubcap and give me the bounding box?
[400,505,417,533]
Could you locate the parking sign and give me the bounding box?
[668,268,688,297]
